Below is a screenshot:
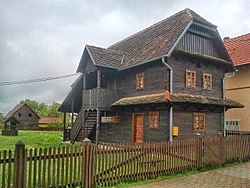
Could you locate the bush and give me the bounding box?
[0,122,4,130]
[47,122,64,128]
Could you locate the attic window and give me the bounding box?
[203,73,212,90]
[193,113,205,131]
[136,73,144,90]
[149,112,159,129]
[186,70,196,88]
[29,113,32,117]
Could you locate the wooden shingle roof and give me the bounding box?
[224,33,250,66]
[112,93,244,108]
[109,8,216,68]
[77,8,220,71]
[86,45,124,69]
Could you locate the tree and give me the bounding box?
[38,103,49,117]
[47,102,62,118]
[0,113,4,129]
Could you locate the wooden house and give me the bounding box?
[59,8,243,143]
[224,33,250,131]
[3,103,40,131]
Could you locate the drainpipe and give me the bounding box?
[162,57,173,141]
[222,71,236,136]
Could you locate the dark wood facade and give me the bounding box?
[59,9,242,143]
[4,103,40,131]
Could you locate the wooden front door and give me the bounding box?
[133,113,144,143]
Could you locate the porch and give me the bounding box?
[82,88,123,110]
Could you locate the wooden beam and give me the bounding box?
[83,74,86,90]
[71,100,74,126]
[97,70,101,88]
[196,105,205,112]
[184,103,191,110]
[96,108,100,144]
[211,106,218,112]
[63,112,66,141]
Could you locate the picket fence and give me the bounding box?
[1,135,250,188]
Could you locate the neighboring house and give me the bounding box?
[224,33,250,131]
[4,103,40,130]
[38,117,63,127]
[59,8,243,143]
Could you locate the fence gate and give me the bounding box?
[202,137,224,166]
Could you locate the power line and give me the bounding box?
[0,73,79,86]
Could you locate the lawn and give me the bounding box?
[0,130,66,151]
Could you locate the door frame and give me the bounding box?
[132,113,144,143]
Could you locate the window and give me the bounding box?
[193,113,205,131]
[186,70,196,88]
[136,73,144,90]
[149,112,159,129]
[29,113,32,117]
[226,120,240,130]
[203,73,212,90]
[18,113,21,117]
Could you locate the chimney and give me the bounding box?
[223,37,230,41]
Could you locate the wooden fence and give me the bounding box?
[1,136,250,188]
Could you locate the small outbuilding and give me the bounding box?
[3,103,40,135]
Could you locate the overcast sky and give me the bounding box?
[0,0,249,114]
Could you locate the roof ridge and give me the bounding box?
[184,8,216,27]
[5,103,23,118]
[86,44,125,55]
[225,32,250,41]
[108,8,190,49]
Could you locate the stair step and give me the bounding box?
[71,110,99,143]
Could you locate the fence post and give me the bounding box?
[196,137,203,169]
[13,141,26,188]
[82,138,93,188]
[219,135,225,164]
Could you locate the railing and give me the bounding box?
[70,111,83,143]
[226,130,250,137]
[82,88,123,109]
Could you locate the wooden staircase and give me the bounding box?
[70,110,97,143]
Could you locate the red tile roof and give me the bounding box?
[224,33,250,66]
[39,118,63,124]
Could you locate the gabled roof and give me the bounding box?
[112,92,244,108]
[224,33,250,66]
[86,45,124,69]
[77,8,225,72]
[4,103,40,122]
[77,45,124,72]
[109,8,217,68]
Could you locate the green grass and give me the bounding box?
[0,130,65,151]
[96,168,199,188]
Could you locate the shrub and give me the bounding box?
[47,122,64,128]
